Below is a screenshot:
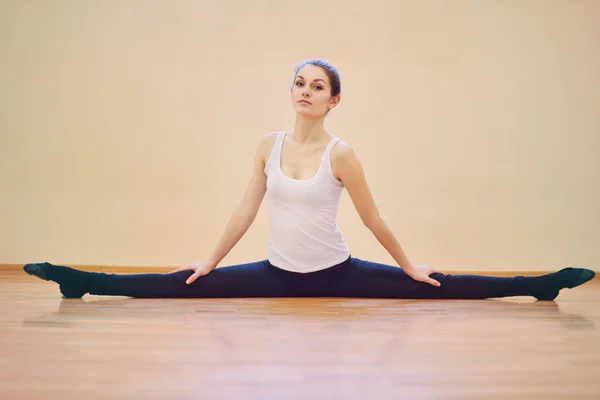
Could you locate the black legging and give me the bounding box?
[84,256,535,299]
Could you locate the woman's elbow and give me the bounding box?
[363,215,383,230]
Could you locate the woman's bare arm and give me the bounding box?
[334,142,441,287]
[333,143,413,269]
[207,134,274,266]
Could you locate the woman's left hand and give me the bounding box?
[403,264,443,287]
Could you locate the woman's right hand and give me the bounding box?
[169,260,217,284]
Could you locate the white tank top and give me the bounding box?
[264,131,351,272]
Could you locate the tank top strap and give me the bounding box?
[319,136,341,179]
[275,131,287,165]
[323,136,341,160]
[265,131,286,175]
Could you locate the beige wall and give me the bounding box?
[1,0,598,271]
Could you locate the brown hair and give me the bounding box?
[292,59,341,97]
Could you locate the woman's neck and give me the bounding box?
[291,116,329,144]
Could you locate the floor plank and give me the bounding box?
[1,269,599,399]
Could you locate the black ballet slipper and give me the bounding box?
[23,262,89,299]
[533,267,595,301]
[23,262,51,280]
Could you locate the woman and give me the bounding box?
[24,59,594,300]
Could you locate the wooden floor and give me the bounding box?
[1,269,599,400]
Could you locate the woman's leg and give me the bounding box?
[325,258,595,300]
[24,258,595,300]
[23,261,294,298]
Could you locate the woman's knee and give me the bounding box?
[169,271,194,287]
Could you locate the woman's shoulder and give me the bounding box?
[261,131,282,148]
[257,131,283,164]
[328,136,356,183]
[331,136,353,160]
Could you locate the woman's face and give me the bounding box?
[291,65,339,117]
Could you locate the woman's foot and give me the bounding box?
[23,262,89,298]
[533,267,595,301]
